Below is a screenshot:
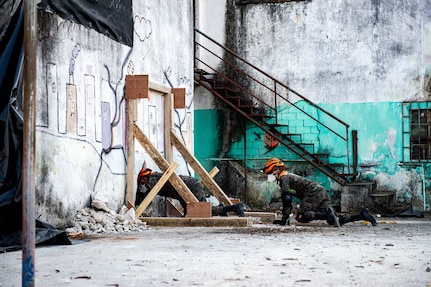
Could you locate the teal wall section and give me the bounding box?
[322,102,402,169]
[226,101,403,173]
[194,102,430,211]
[194,109,224,172]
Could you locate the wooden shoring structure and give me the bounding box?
[125,75,232,217]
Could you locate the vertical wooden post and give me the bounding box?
[23,0,37,286]
[164,93,174,163]
[126,99,136,205]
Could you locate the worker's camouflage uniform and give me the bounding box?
[136,171,244,217]
[262,158,377,227]
[276,170,376,227]
[276,170,339,226]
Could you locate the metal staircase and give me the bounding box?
[193,28,357,185]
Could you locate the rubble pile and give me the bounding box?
[65,194,147,236]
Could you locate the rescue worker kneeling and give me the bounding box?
[262,158,377,227]
[136,167,244,217]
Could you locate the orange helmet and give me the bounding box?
[138,168,154,182]
[262,158,285,174]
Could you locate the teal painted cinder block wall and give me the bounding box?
[194,102,430,210]
[225,101,402,171]
[194,102,403,174]
[194,109,225,172]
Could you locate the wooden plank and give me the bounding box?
[126,99,136,205]
[164,93,174,164]
[134,124,198,203]
[135,162,178,217]
[166,198,184,217]
[170,129,233,206]
[244,212,277,224]
[186,202,211,218]
[149,81,171,94]
[139,217,253,227]
[208,166,219,179]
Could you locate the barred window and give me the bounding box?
[410,109,431,160]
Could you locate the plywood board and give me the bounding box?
[172,88,186,109]
[186,202,211,218]
[125,75,149,99]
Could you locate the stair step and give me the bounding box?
[264,123,288,129]
[298,143,314,153]
[237,106,255,114]
[311,153,329,163]
[248,114,275,121]
[225,96,254,106]
[280,133,302,142]
[320,163,344,169]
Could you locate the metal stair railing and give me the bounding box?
[194,28,357,184]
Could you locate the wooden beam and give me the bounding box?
[244,212,277,224]
[164,93,174,163]
[170,129,233,206]
[140,217,253,227]
[135,162,178,217]
[133,124,198,203]
[149,81,171,94]
[126,99,137,205]
[208,166,219,179]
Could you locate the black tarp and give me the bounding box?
[0,0,71,252]
[0,0,24,231]
[2,0,134,251]
[38,0,133,47]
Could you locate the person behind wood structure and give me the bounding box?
[136,166,244,217]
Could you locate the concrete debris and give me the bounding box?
[66,205,147,236]
[90,192,111,212]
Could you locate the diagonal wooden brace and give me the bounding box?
[170,129,233,206]
[135,162,178,218]
[133,124,199,204]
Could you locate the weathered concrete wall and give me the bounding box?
[36,1,195,227]
[194,0,431,212]
[226,0,430,103]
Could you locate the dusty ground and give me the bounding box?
[1,216,431,287]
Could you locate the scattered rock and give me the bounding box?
[66,205,147,236]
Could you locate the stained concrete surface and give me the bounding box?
[1,216,431,287]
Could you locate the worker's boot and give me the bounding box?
[230,202,245,217]
[312,207,340,227]
[213,203,245,217]
[339,208,377,226]
[274,206,291,225]
[273,213,290,226]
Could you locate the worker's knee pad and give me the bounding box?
[296,211,314,223]
[281,192,293,205]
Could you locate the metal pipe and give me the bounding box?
[22,0,37,286]
[243,117,248,204]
